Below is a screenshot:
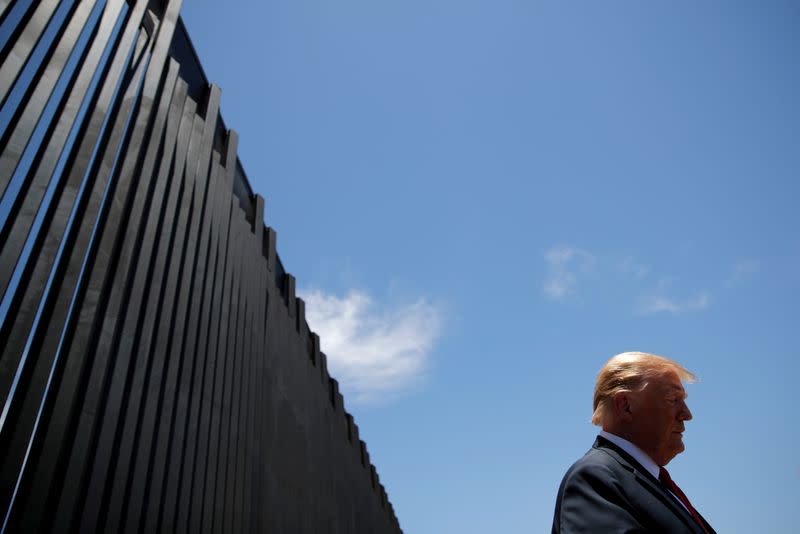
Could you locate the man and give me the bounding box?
[552,352,715,533]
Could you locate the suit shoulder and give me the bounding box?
[561,446,624,486]
[552,448,647,534]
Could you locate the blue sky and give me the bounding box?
[182,1,799,532]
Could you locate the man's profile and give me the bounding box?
[551,352,715,533]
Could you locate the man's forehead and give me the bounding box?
[654,371,687,394]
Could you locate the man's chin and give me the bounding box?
[663,437,685,463]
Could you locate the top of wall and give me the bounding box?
[169,16,287,279]
[167,14,398,531]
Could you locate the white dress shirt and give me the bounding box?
[598,430,689,512]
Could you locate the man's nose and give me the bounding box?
[680,401,693,421]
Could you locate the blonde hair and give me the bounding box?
[591,352,696,426]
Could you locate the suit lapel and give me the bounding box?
[594,437,707,534]
[694,510,716,534]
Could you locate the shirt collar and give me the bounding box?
[598,430,660,479]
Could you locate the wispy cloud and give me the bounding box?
[542,246,595,299]
[300,289,442,404]
[617,256,650,280]
[726,259,760,286]
[636,293,711,315]
[542,245,716,315]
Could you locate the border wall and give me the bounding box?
[0,1,401,532]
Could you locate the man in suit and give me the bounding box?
[552,352,715,533]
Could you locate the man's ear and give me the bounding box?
[612,392,634,422]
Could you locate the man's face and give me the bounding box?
[629,369,693,466]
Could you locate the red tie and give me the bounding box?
[659,467,710,534]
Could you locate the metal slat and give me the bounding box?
[96,79,189,534]
[249,208,270,534]
[18,11,177,524]
[218,272,244,534]
[235,215,254,533]
[188,150,229,534]
[0,0,116,429]
[135,94,198,534]
[0,1,35,64]
[69,45,187,528]
[9,31,153,534]
[0,0,18,28]
[200,134,239,534]
[0,0,141,469]
[108,146,218,531]
[159,83,220,534]
[202,139,240,531]
[73,62,185,534]
[168,87,223,534]
[249,236,270,534]
[47,54,178,531]
[209,202,248,534]
[175,157,220,532]
[219,214,254,532]
[53,0,180,424]
[0,0,109,316]
[226,198,256,534]
[0,0,95,200]
[0,5,151,525]
[250,248,274,533]
[153,109,207,534]
[190,149,238,533]
[237,212,265,534]
[170,154,225,534]
[180,149,225,534]
[0,0,61,107]
[0,0,134,366]
[207,206,244,534]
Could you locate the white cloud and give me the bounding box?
[636,292,711,315]
[542,246,595,299]
[300,288,442,404]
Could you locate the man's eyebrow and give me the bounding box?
[666,385,687,398]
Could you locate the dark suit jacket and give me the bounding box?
[552,436,715,533]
